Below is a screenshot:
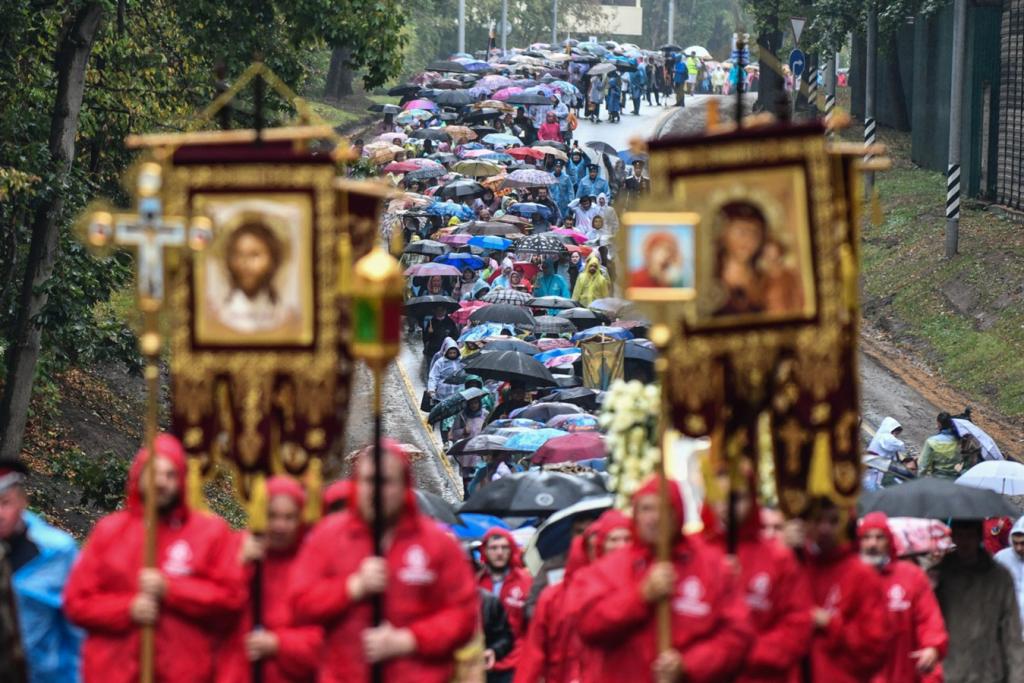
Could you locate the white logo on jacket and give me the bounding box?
[398,545,436,585]
[505,584,525,609]
[162,540,194,577]
[887,584,910,612]
[672,576,710,617]
[746,572,773,611]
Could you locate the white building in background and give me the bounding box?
[566,0,643,37]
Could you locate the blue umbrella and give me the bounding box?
[434,253,486,270]
[476,152,515,164]
[617,149,649,165]
[533,347,581,364]
[505,428,568,452]
[468,235,512,251]
[450,513,509,539]
[488,418,546,430]
[508,202,552,218]
[571,326,634,342]
[427,201,476,221]
[483,133,523,146]
[464,60,493,72]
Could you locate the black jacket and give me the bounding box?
[479,588,514,660]
[422,315,459,358]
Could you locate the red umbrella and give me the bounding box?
[513,261,540,280]
[452,301,489,325]
[507,147,547,161]
[566,244,594,257]
[383,161,420,174]
[531,433,606,464]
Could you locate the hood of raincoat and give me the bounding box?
[857,511,897,562]
[481,527,524,570]
[441,336,460,357]
[590,508,631,556]
[1011,515,1024,538]
[323,479,353,511]
[266,475,308,553]
[631,476,685,551]
[127,433,188,520]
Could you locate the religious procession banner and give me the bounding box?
[580,337,625,390]
[624,121,866,517]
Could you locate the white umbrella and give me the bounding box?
[683,45,713,60]
[957,460,1024,495]
[953,418,1005,460]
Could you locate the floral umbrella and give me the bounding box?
[395,109,434,125]
[492,87,525,101]
[383,161,421,174]
[477,75,516,90]
[406,158,445,169]
[373,132,408,145]
[473,99,516,113]
[501,168,557,189]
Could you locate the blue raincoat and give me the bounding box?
[605,74,622,114]
[14,511,82,683]
[548,169,575,218]
[566,155,589,189]
[575,173,611,201]
[629,69,646,100]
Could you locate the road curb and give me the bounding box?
[394,358,463,497]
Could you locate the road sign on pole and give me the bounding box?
[789,49,806,79]
[791,17,807,44]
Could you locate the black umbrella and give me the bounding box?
[403,239,450,256]
[512,402,583,422]
[414,489,461,525]
[483,338,539,354]
[427,60,468,73]
[430,153,459,165]
[505,93,554,105]
[449,434,513,456]
[428,392,470,424]
[463,350,557,387]
[388,83,423,96]
[463,109,503,124]
[624,339,656,363]
[659,44,683,52]
[530,140,569,152]
[558,307,609,329]
[368,103,402,114]
[615,61,639,72]
[514,234,568,256]
[429,90,477,106]
[438,179,485,199]
[537,386,602,410]
[533,315,576,335]
[411,128,452,142]
[589,297,637,318]
[459,470,606,517]
[529,296,578,311]
[454,220,519,236]
[405,295,459,318]
[406,167,446,181]
[470,126,499,137]
[554,375,582,388]
[439,112,460,122]
[585,140,618,157]
[469,304,537,329]
[858,478,1020,519]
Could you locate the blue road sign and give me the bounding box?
[789,49,806,78]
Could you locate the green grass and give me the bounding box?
[307,95,398,129]
[859,132,1024,418]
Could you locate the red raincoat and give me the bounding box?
[859,513,948,683]
[701,504,813,683]
[478,528,532,673]
[805,534,891,682]
[217,477,323,683]
[572,479,753,683]
[64,434,246,683]
[515,510,631,683]
[289,441,478,683]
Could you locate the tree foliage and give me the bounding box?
[0,0,406,412]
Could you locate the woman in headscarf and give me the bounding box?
[572,254,611,307]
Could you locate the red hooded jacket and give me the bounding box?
[858,512,948,683]
[804,528,891,683]
[64,434,247,683]
[515,509,631,683]
[701,503,813,683]
[217,477,323,683]
[289,440,478,683]
[478,528,532,673]
[571,478,753,683]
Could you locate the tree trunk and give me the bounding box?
[0,3,104,461]
[885,36,911,131]
[323,47,354,101]
[755,21,785,114]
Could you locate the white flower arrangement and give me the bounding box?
[600,379,663,508]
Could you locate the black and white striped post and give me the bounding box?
[865,3,878,198]
[825,57,837,136]
[945,0,967,258]
[807,61,818,116]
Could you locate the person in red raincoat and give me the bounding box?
[289,439,478,683]
[218,476,323,683]
[858,512,948,683]
[478,528,532,681]
[572,477,753,683]
[515,509,632,683]
[803,497,891,683]
[63,433,246,683]
[700,472,813,683]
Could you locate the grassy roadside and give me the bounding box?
[848,121,1024,420]
[307,93,397,129]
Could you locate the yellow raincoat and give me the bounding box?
[572,254,610,306]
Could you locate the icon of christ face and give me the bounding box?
[225,222,283,302]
